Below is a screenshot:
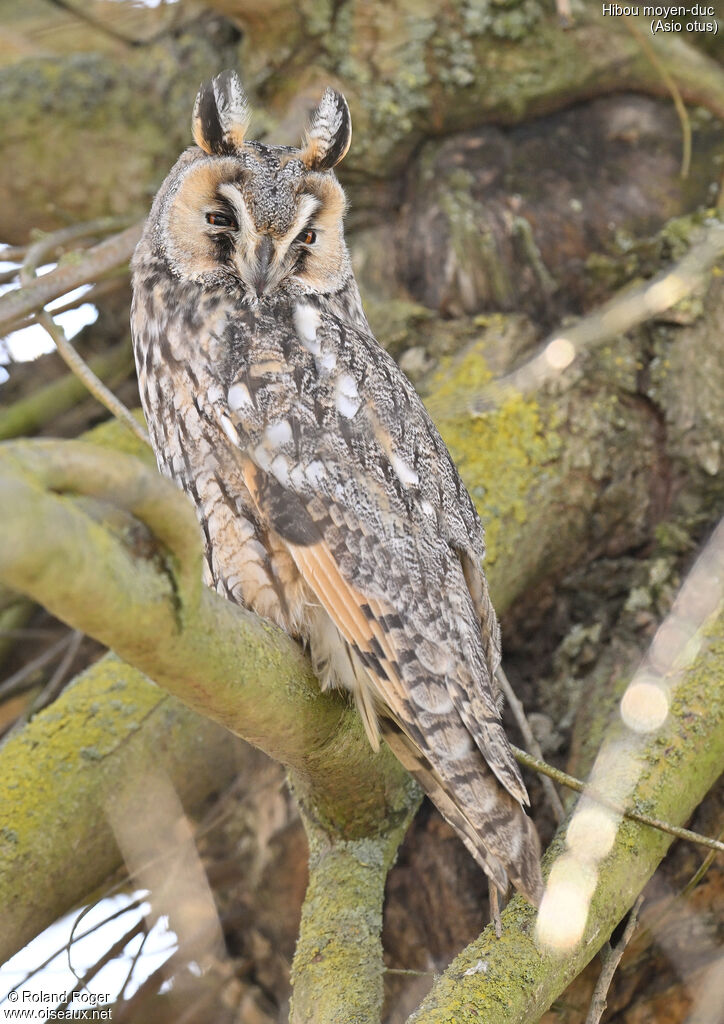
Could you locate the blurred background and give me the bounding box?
[0,1,722,1022]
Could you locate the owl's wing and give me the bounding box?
[216,304,542,902]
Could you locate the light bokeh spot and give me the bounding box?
[566,805,618,863]
[536,856,597,952]
[620,679,669,734]
[544,337,576,370]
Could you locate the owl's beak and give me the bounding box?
[253,236,274,297]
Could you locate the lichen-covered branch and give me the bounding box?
[289,791,420,1024]
[0,438,411,839]
[0,435,420,1013]
[0,652,242,965]
[407,607,724,1023]
[0,223,143,335]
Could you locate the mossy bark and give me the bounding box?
[0,652,243,965]
[3,3,724,241]
[408,608,724,1023]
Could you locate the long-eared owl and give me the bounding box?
[131,70,542,904]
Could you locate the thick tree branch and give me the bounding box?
[0,652,242,964]
[289,793,420,1024]
[0,223,143,336]
[407,548,724,1023]
[0,435,421,1012]
[0,438,411,835]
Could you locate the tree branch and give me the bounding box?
[0,223,143,336]
[290,792,420,1024]
[0,436,418,987]
[407,549,724,1023]
[0,652,242,964]
[0,438,411,829]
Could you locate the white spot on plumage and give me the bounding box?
[294,303,321,354]
[316,350,337,374]
[228,382,252,411]
[207,384,224,404]
[413,685,454,714]
[270,453,290,486]
[306,459,326,486]
[421,500,436,517]
[253,445,272,470]
[335,372,361,419]
[264,419,293,447]
[391,452,419,488]
[441,730,475,761]
[219,415,238,445]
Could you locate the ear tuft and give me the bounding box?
[192,69,251,156]
[299,88,352,171]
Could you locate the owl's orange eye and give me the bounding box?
[206,212,237,229]
[296,229,317,245]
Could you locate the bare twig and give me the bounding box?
[118,926,151,1001]
[0,633,74,701]
[496,665,565,824]
[25,629,84,714]
[1,898,145,1001]
[584,896,644,1024]
[16,232,149,445]
[23,218,134,272]
[0,222,143,336]
[0,244,29,263]
[632,831,723,955]
[624,17,691,177]
[35,310,149,444]
[46,0,182,48]
[58,920,146,1011]
[512,745,724,854]
[0,267,19,286]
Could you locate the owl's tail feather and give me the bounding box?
[381,720,543,907]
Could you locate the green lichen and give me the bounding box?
[425,337,557,585]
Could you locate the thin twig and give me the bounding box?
[0,221,143,335]
[584,895,644,1024]
[632,831,723,954]
[46,0,182,48]
[496,665,565,824]
[35,310,149,444]
[0,633,74,701]
[0,267,19,286]
[0,628,60,639]
[26,630,84,715]
[23,218,134,273]
[1,631,85,740]
[384,968,435,978]
[0,244,29,263]
[1,898,145,1001]
[118,926,151,1001]
[623,17,691,177]
[17,237,148,445]
[512,745,724,854]
[57,920,146,1011]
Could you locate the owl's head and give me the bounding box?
[149,70,352,299]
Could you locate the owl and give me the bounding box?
[131,70,542,905]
